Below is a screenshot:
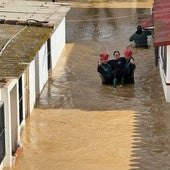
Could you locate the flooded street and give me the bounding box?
[5,0,170,170]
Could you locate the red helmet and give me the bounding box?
[100,53,109,60]
[124,49,132,57]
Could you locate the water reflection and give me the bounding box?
[66,8,149,42]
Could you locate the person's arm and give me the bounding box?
[129,57,136,70]
[97,65,105,75]
[130,57,135,65]
[97,64,101,72]
[108,60,115,71]
[130,63,136,70]
[129,33,135,41]
[144,29,152,36]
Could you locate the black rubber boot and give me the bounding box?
[113,78,118,88]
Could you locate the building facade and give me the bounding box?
[0,1,70,169]
[142,0,170,102]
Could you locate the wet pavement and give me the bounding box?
[4,0,170,170]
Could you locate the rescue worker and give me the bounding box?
[97,53,113,85]
[129,25,152,48]
[122,49,136,84]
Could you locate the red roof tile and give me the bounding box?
[153,0,170,46]
[141,15,153,28]
[141,0,170,46]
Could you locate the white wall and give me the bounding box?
[0,96,3,170]
[35,43,48,96]
[29,60,36,113]
[34,17,66,96]
[166,46,170,82]
[0,13,68,170]
[0,88,1,101]
[1,79,18,168]
[159,45,170,102]
[51,18,66,70]
[20,74,26,128]
[164,46,170,102]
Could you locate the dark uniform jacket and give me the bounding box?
[129,30,151,48]
[97,63,113,84]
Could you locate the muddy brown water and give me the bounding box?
[4,1,170,170]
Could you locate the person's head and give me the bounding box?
[113,50,120,60]
[136,25,142,34]
[137,25,142,31]
[100,53,109,63]
[124,49,132,60]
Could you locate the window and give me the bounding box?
[47,38,51,71]
[19,77,23,124]
[0,102,5,164]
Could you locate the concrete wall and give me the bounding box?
[29,60,36,114]
[35,18,66,96]
[51,18,66,70]
[159,45,170,102]
[0,88,1,101]
[1,79,19,168]
[166,46,170,83]
[0,15,67,170]
[35,42,48,96]
[21,74,26,127]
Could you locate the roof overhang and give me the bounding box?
[0,1,71,28]
[141,0,170,47]
[0,1,71,79]
[141,15,153,29]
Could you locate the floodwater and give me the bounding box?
[5,0,170,170]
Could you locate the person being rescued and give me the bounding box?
[97,53,114,85]
[108,50,125,88]
[129,25,152,48]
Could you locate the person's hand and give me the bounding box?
[98,59,102,65]
[98,58,103,65]
[130,58,135,64]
